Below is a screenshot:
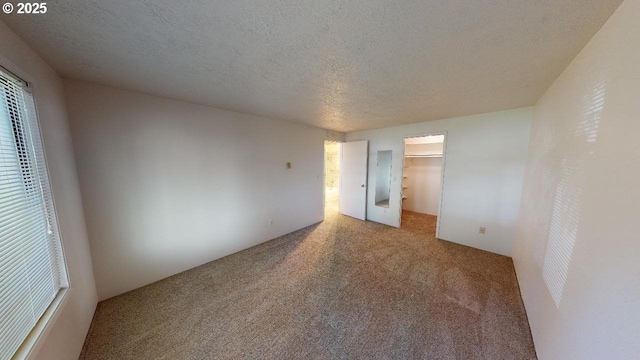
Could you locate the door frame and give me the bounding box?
[399,131,448,238]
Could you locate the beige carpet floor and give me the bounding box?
[80,208,536,359]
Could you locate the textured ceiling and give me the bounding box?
[1,0,622,132]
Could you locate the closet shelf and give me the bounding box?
[404,154,443,158]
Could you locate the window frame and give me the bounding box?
[0,63,70,360]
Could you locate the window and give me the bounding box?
[0,67,68,359]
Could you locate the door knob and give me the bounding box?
[361,184,366,187]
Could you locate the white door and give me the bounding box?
[339,140,368,220]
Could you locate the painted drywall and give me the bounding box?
[0,21,98,360]
[513,0,640,358]
[347,108,532,256]
[402,157,442,216]
[64,80,344,300]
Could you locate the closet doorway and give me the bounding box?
[400,134,446,237]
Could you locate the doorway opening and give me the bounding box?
[324,141,341,216]
[400,134,446,237]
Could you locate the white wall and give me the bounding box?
[64,80,344,300]
[513,0,640,358]
[347,108,532,256]
[0,21,98,360]
[402,157,442,216]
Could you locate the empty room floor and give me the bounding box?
[81,210,536,359]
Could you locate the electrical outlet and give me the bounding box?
[479,226,486,234]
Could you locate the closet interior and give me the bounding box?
[402,135,444,229]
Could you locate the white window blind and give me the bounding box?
[0,68,68,359]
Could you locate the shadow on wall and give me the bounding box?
[539,69,606,308]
